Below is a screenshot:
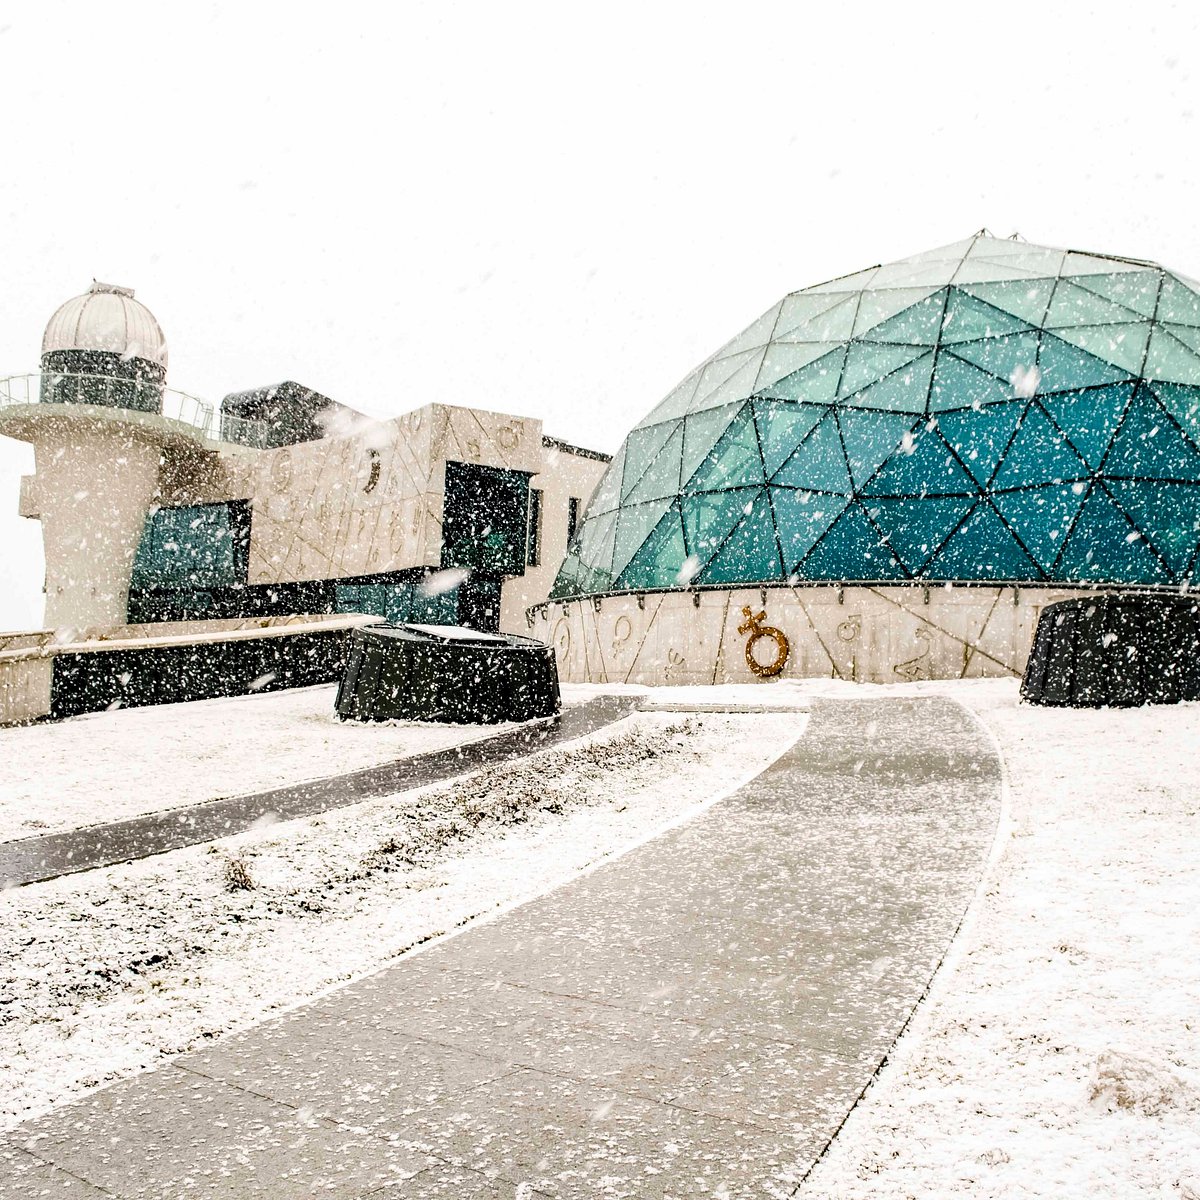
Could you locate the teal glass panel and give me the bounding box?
[1037,331,1133,390]
[842,351,934,414]
[927,501,1041,581]
[611,496,674,580]
[960,278,1055,326]
[770,413,851,492]
[928,353,1013,411]
[1069,271,1161,319]
[619,506,688,589]
[551,551,582,597]
[1105,480,1200,576]
[991,404,1089,489]
[334,582,458,626]
[1162,323,1200,356]
[1049,323,1150,377]
[697,491,783,584]
[770,488,849,569]
[621,420,677,500]
[1040,384,1132,468]
[582,445,625,517]
[641,367,703,426]
[838,343,927,397]
[713,302,783,359]
[1104,389,1200,480]
[754,341,844,394]
[936,401,1023,485]
[689,351,767,415]
[991,484,1088,572]
[625,425,683,505]
[759,346,847,404]
[863,495,974,573]
[855,288,946,342]
[774,294,858,342]
[681,401,743,486]
[1044,279,1139,328]
[680,486,757,562]
[685,406,765,491]
[860,427,977,497]
[1144,327,1200,385]
[941,290,1035,344]
[796,504,908,581]
[838,409,921,488]
[1056,489,1172,583]
[1155,275,1200,327]
[574,507,618,576]
[131,503,241,590]
[750,399,824,477]
[950,330,1043,384]
[1148,382,1200,450]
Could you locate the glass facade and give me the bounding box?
[554,234,1200,596]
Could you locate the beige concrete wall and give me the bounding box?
[531,583,1115,686]
[0,654,52,724]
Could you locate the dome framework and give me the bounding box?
[554,234,1200,598]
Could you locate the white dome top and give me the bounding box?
[42,282,168,369]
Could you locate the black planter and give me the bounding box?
[1021,593,1200,708]
[335,624,560,724]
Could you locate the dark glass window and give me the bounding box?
[528,488,543,566]
[567,496,581,543]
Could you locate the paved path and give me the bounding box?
[0,696,639,888]
[0,696,1001,1198]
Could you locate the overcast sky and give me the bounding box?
[2,1,1198,629]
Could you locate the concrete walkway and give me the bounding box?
[0,696,1001,1198]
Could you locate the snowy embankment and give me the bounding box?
[801,681,1200,1200]
[0,708,805,1131]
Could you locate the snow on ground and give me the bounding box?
[0,708,805,1131]
[0,683,518,841]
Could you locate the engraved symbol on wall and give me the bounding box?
[270,449,293,492]
[665,647,685,682]
[363,449,381,494]
[552,617,572,667]
[837,615,861,642]
[737,606,790,678]
[894,626,933,681]
[611,614,632,657]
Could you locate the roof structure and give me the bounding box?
[42,282,169,369]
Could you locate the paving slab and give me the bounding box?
[3,695,1001,1198]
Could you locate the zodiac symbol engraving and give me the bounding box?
[551,617,572,665]
[737,606,790,678]
[665,647,685,682]
[836,615,861,642]
[611,614,632,656]
[363,448,381,494]
[894,626,933,681]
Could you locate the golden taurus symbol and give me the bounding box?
[737,606,790,678]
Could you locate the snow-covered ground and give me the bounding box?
[0,708,805,1130]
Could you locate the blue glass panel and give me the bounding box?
[612,497,674,579]
[1040,384,1132,468]
[926,501,1041,581]
[935,401,1023,485]
[759,346,847,405]
[950,331,1043,384]
[1056,489,1172,583]
[1070,271,1160,319]
[928,353,1013,411]
[860,427,976,497]
[1105,479,1200,576]
[1148,382,1200,451]
[1104,389,1200,480]
[1154,275,1200,327]
[618,506,688,589]
[698,491,783,584]
[797,503,908,581]
[680,487,757,562]
[770,488,849,569]
[991,404,1089,489]
[625,424,683,505]
[685,406,765,492]
[991,484,1087,572]
[1038,331,1133,390]
[941,290,1035,343]
[750,399,824,478]
[842,351,934,414]
[770,413,852,492]
[863,495,974,573]
[839,343,927,398]
[959,278,1055,326]
[859,290,947,345]
[838,409,922,488]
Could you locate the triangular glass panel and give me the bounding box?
[936,401,1024,485]
[774,295,858,342]
[770,488,849,569]
[1038,331,1135,390]
[1104,479,1200,577]
[1044,278,1140,328]
[843,350,935,414]
[753,341,844,393]
[950,330,1044,385]
[852,287,942,338]
[550,551,583,598]
[770,413,852,493]
[621,420,678,500]
[926,500,1042,581]
[859,426,978,498]
[1056,488,1172,584]
[862,495,975,573]
[1156,275,1200,327]
[697,491,783,584]
[685,406,765,492]
[1049,323,1150,377]
[807,266,880,293]
[1063,251,1144,277]
[795,503,909,581]
[711,301,785,359]
[1040,384,1133,468]
[1070,270,1161,319]
[624,424,684,505]
[951,257,1057,284]
[641,366,704,426]
[839,343,927,398]
[991,403,1089,489]
[750,399,825,477]
[573,507,618,578]
[1104,388,1200,480]
[583,445,626,516]
[859,290,948,345]
[1148,382,1200,451]
[940,290,1034,344]
[680,401,742,485]
[991,483,1088,573]
[1161,323,1200,356]
[611,496,675,581]
[1144,327,1200,386]
[688,348,769,414]
[617,506,689,590]
[838,409,922,488]
[680,486,758,561]
[929,353,1013,412]
[867,260,962,289]
[685,349,759,413]
[759,346,847,405]
[959,278,1056,326]
[773,292,857,339]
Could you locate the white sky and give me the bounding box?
[2,1,1198,630]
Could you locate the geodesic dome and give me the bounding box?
[553,233,1200,598]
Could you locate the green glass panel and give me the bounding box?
[689,349,768,414]
[573,506,618,575]
[935,401,1023,485]
[940,290,1034,344]
[685,406,764,491]
[551,551,583,598]
[1104,389,1200,480]
[926,501,1041,581]
[753,341,843,393]
[991,484,1088,572]
[770,488,849,569]
[842,350,934,413]
[697,491,783,584]
[1040,384,1132,468]
[1161,323,1200,356]
[950,330,1043,384]
[960,278,1055,326]
[853,287,943,339]
[1044,279,1140,328]
[796,503,908,581]
[642,367,703,426]
[770,414,851,492]
[1049,323,1150,376]
[837,409,921,488]
[685,349,759,414]
[750,399,824,477]
[928,353,1013,411]
[1105,479,1200,576]
[862,495,974,573]
[859,290,947,345]
[839,343,927,397]
[1155,275,1200,327]
[625,424,684,505]
[774,294,858,342]
[991,404,1089,489]
[712,302,784,359]
[583,445,625,517]
[760,346,847,404]
[1056,489,1172,583]
[621,420,677,499]
[680,487,757,561]
[1069,270,1161,319]
[611,496,674,580]
[1148,382,1200,451]
[618,506,688,589]
[681,401,743,486]
[1037,331,1133,390]
[860,427,977,498]
[1144,327,1200,385]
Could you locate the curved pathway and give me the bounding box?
[0,695,1001,1198]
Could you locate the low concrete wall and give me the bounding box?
[530,583,1119,686]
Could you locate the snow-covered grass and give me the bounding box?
[0,683,517,842]
[0,708,805,1131]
